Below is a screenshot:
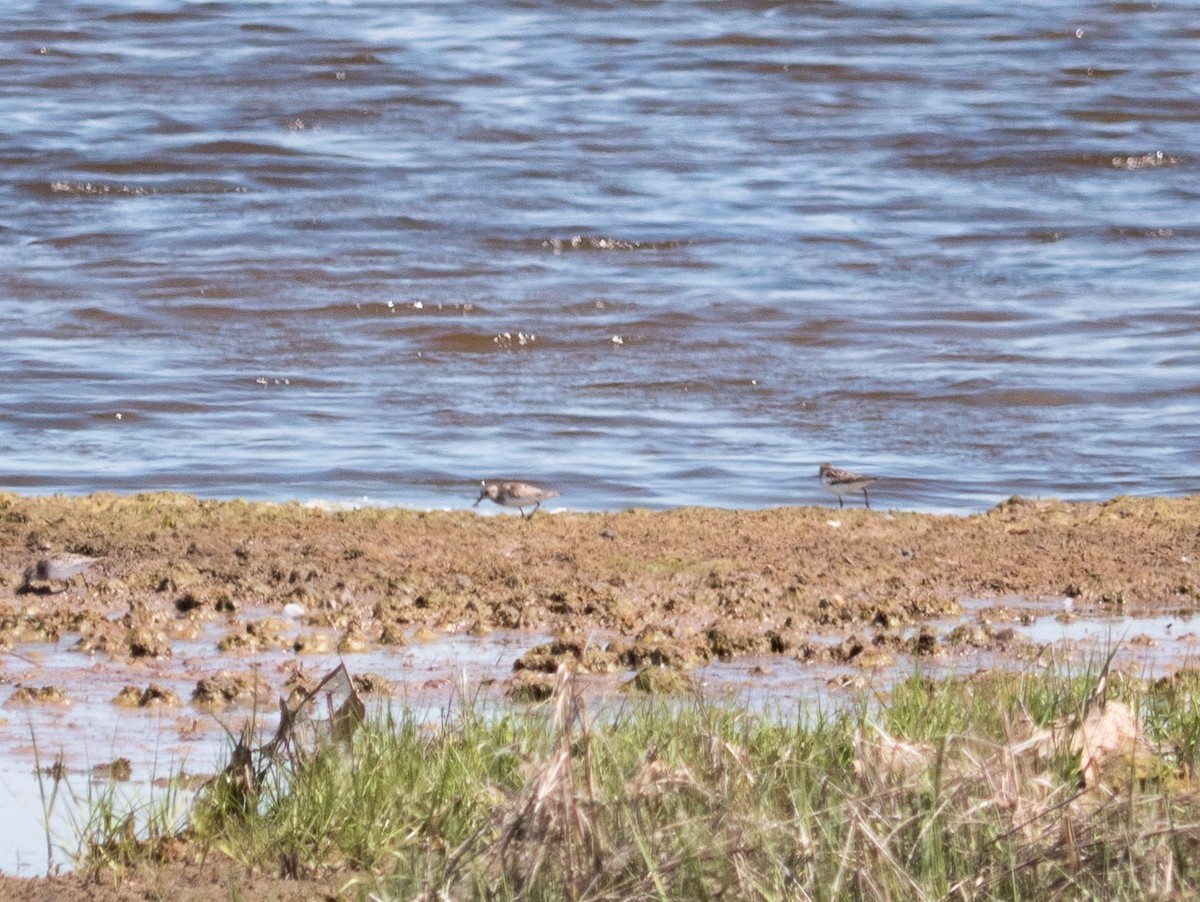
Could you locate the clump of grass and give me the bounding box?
[57,759,193,881]
[79,663,1200,899]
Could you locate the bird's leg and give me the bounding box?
[863,488,871,509]
[838,495,844,509]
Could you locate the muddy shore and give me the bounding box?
[2,492,1197,651]
[1,491,1198,898]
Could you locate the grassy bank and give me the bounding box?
[75,662,1200,901]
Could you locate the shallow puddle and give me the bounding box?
[0,625,548,876]
[962,599,1200,674]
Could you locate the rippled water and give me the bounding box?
[2,0,1196,512]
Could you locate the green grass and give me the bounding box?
[75,664,1200,900]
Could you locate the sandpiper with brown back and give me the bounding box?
[818,462,878,509]
[474,480,560,519]
[21,553,103,593]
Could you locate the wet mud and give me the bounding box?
[2,491,1198,711]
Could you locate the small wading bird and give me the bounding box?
[474,480,560,519]
[818,462,878,509]
[21,553,103,593]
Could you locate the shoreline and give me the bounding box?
[4,490,1197,624]
[2,490,1199,896]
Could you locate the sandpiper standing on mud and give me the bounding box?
[474,480,560,519]
[818,463,878,509]
[21,553,103,593]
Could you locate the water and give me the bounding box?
[1,1,1197,513]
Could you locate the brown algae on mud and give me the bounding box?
[0,492,1198,664]
[2,491,1198,640]
[1,491,1199,712]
